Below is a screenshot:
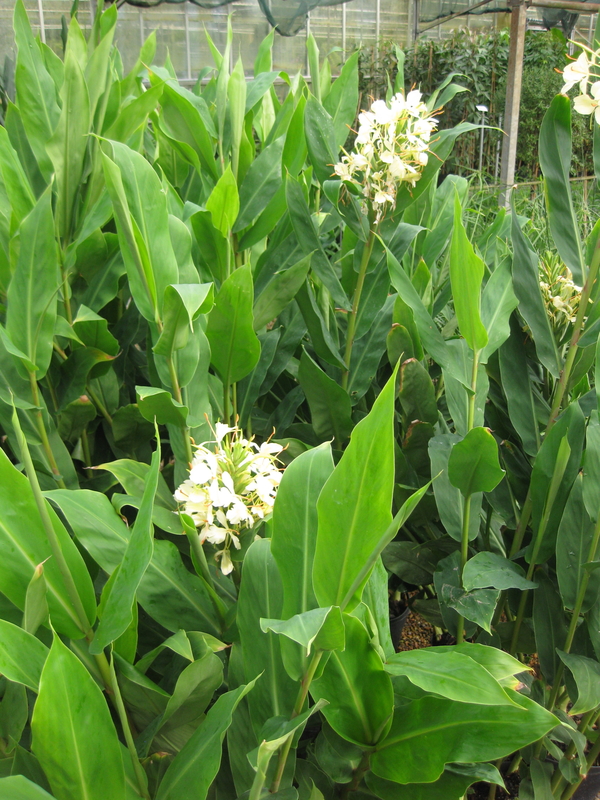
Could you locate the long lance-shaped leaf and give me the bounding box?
[46,16,91,244]
[91,432,160,653]
[6,189,59,379]
[0,619,48,691]
[31,635,127,800]
[312,367,430,612]
[155,681,256,800]
[449,195,487,353]
[539,94,586,286]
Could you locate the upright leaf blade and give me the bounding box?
[313,371,396,610]
[91,440,160,653]
[32,635,127,800]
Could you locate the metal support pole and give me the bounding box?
[413,0,420,41]
[184,2,192,80]
[375,0,381,63]
[37,0,46,43]
[342,1,346,59]
[139,8,145,47]
[499,0,528,207]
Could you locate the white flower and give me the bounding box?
[174,424,283,575]
[220,550,234,575]
[374,190,395,205]
[562,52,591,94]
[573,82,600,123]
[371,99,394,125]
[215,422,236,442]
[334,162,352,180]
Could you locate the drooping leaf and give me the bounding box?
[384,649,518,707]
[0,620,48,691]
[462,552,537,592]
[448,427,505,497]
[371,693,557,785]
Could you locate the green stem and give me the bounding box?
[342,226,377,390]
[551,707,600,796]
[339,751,371,799]
[166,356,193,467]
[509,437,570,655]
[184,525,228,629]
[108,656,151,800]
[456,348,479,643]
[80,429,94,479]
[560,716,600,800]
[456,493,472,645]
[270,651,324,793]
[29,375,67,489]
[86,384,113,426]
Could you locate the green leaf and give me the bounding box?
[384,649,519,706]
[0,126,35,224]
[237,539,296,734]
[480,260,519,363]
[189,208,228,284]
[295,281,347,369]
[463,552,537,592]
[102,142,179,323]
[13,0,59,178]
[557,650,600,714]
[46,21,90,242]
[442,584,499,634]
[297,349,354,445]
[46,490,220,636]
[0,776,55,799]
[366,763,504,800]
[323,51,359,148]
[261,606,345,657]
[304,96,337,187]
[498,321,541,457]
[286,177,350,310]
[310,614,394,747]
[533,570,568,685]
[528,401,585,565]
[510,212,561,378]
[153,284,214,359]
[371,693,557,785]
[91,440,160,653]
[449,196,487,353]
[313,370,396,610]
[271,443,335,680]
[429,643,526,684]
[254,253,312,331]
[6,189,59,379]
[0,449,95,639]
[206,263,261,385]
[539,95,586,285]
[156,682,255,800]
[23,561,50,635]
[0,619,48,691]
[158,83,218,180]
[234,136,284,231]
[557,475,600,612]
[583,410,600,522]
[448,427,504,496]
[32,635,126,800]
[206,165,239,237]
[398,358,438,425]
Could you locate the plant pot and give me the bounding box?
[573,767,600,800]
[390,606,410,649]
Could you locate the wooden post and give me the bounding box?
[499,0,528,206]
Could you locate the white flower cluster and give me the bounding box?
[174,423,283,575]
[334,90,439,216]
[562,49,600,123]
[539,256,582,341]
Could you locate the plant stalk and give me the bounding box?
[184,524,228,629]
[456,348,480,643]
[560,718,600,800]
[166,355,194,467]
[270,650,324,793]
[342,226,376,390]
[28,375,67,489]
